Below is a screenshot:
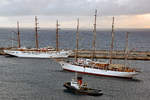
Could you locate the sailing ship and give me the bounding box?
[4,17,72,58]
[64,73,103,96]
[59,10,139,78]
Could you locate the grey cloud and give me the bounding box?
[0,0,150,16]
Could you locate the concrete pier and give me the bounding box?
[1,48,150,60]
[69,50,150,60]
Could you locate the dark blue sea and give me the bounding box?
[0,28,150,100]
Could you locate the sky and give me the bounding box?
[0,0,150,29]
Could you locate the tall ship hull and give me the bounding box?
[59,61,138,78]
[4,49,72,58]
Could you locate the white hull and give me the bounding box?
[4,50,72,58]
[59,62,138,78]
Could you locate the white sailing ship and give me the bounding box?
[4,17,72,58]
[59,10,139,78]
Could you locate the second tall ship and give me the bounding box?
[4,17,72,58]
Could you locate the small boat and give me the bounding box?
[64,76,103,96]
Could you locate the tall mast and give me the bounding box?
[75,19,79,79]
[91,9,97,60]
[109,17,115,64]
[17,21,21,48]
[35,16,39,49]
[124,32,129,67]
[56,20,59,51]
[11,32,14,48]
[75,18,79,62]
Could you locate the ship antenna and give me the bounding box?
[35,16,39,49]
[91,9,97,60]
[75,18,79,62]
[17,21,21,48]
[109,17,115,64]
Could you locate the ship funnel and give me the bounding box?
[77,76,82,85]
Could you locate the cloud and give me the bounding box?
[0,0,150,16]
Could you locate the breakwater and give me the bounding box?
[70,50,150,60]
[1,48,150,60]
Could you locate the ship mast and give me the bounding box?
[91,9,97,60]
[35,16,39,49]
[75,19,79,79]
[124,32,129,67]
[109,17,115,64]
[56,20,59,51]
[75,18,79,62]
[17,21,21,48]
